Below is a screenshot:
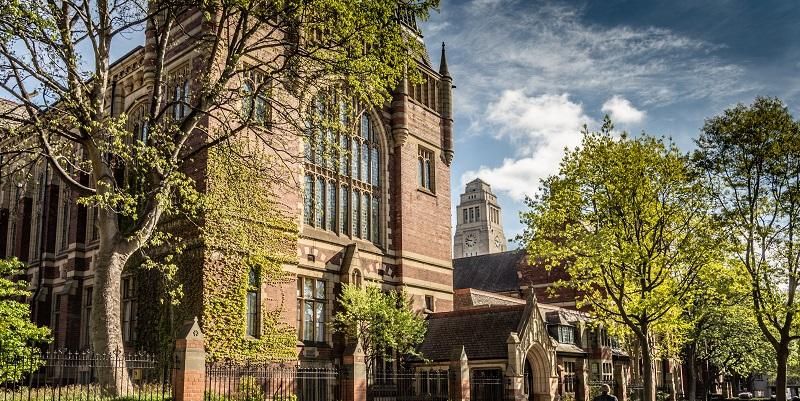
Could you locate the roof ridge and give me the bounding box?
[453,248,524,261]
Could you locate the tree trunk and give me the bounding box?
[687,343,697,401]
[641,336,656,401]
[90,240,133,396]
[776,342,790,401]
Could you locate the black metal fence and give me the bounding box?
[205,363,340,401]
[367,369,448,401]
[626,382,675,401]
[470,369,503,401]
[0,349,174,401]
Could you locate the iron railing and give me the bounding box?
[471,369,503,401]
[0,349,174,401]
[367,369,448,401]
[205,362,340,401]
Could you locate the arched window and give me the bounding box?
[128,104,149,143]
[241,69,270,125]
[169,77,191,119]
[351,269,362,287]
[304,97,381,245]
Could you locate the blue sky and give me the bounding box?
[420,0,800,246]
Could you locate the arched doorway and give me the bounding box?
[524,360,534,401]
[525,343,557,401]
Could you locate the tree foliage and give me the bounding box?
[682,259,774,401]
[695,97,800,401]
[0,258,51,383]
[521,118,720,401]
[332,284,426,373]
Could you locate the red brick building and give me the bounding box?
[0,13,454,366]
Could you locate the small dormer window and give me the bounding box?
[558,325,575,344]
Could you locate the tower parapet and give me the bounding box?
[453,178,507,258]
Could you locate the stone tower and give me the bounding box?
[453,178,507,258]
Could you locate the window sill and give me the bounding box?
[300,227,384,254]
[299,340,330,348]
[417,187,436,197]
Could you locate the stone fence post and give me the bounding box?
[576,359,589,401]
[449,346,470,401]
[173,317,206,401]
[614,364,629,401]
[342,343,367,401]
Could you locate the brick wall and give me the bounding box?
[517,254,579,307]
[395,100,452,264]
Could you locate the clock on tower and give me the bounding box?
[465,233,477,248]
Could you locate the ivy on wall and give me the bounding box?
[201,141,299,361]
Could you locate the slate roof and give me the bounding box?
[453,250,525,293]
[539,303,589,324]
[418,305,525,362]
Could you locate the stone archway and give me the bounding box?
[505,295,561,401]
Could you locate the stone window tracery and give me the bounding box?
[351,269,362,287]
[169,64,192,120]
[128,104,149,143]
[304,95,381,245]
[241,69,271,125]
[418,146,434,191]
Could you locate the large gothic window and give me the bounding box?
[128,104,149,143]
[304,97,381,245]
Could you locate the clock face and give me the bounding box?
[465,234,477,248]
[495,236,501,248]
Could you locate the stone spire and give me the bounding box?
[439,42,450,77]
[439,42,454,165]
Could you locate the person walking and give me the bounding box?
[594,384,619,401]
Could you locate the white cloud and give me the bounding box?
[487,90,587,148]
[601,95,645,124]
[462,90,593,200]
[462,157,545,201]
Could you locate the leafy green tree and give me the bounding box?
[0,0,437,394]
[695,97,800,401]
[0,258,51,383]
[521,118,720,401]
[332,284,426,375]
[684,261,774,401]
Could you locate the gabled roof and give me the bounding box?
[453,250,525,293]
[418,305,525,361]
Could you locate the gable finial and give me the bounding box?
[439,42,450,77]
